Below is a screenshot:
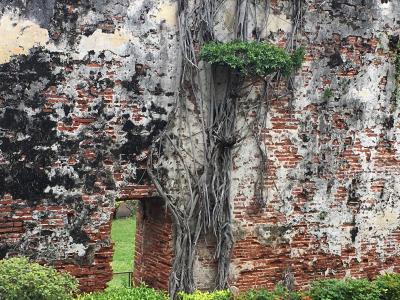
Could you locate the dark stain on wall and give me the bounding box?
[0,0,176,291]
[0,49,61,204]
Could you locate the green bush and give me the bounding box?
[239,288,274,300]
[239,285,301,300]
[77,286,168,300]
[178,290,232,300]
[374,273,400,300]
[201,41,304,77]
[0,256,78,300]
[308,278,380,300]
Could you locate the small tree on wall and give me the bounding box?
[201,41,304,78]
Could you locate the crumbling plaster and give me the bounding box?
[229,0,400,287]
[0,0,178,290]
[0,0,400,293]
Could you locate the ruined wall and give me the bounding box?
[0,0,177,291]
[152,0,400,292]
[229,0,400,291]
[1,0,400,294]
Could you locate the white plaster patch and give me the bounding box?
[212,0,235,41]
[231,136,259,200]
[150,1,178,27]
[44,185,67,196]
[290,248,306,258]
[346,63,387,110]
[266,13,292,33]
[222,0,236,33]
[66,243,86,257]
[353,189,400,259]
[0,14,49,64]
[359,129,379,148]
[371,209,398,230]
[77,29,131,59]
[127,0,146,17]
[378,1,393,15]
[215,0,292,41]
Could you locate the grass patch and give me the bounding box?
[107,216,136,288]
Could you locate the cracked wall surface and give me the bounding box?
[0,0,177,291]
[229,0,400,291]
[0,0,400,293]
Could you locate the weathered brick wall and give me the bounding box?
[1,0,400,294]
[229,0,400,291]
[0,0,178,291]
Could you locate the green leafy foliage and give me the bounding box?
[323,88,333,99]
[76,274,400,300]
[308,278,380,300]
[239,285,301,300]
[0,256,78,300]
[178,290,232,300]
[77,285,168,300]
[374,273,400,300]
[200,41,305,77]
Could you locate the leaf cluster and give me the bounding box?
[201,41,305,77]
[76,273,400,300]
[374,273,400,300]
[77,285,168,300]
[308,277,386,300]
[239,284,302,300]
[178,290,232,300]
[323,88,334,99]
[0,257,78,300]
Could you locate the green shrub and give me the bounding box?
[178,291,233,300]
[201,41,304,77]
[374,273,400,300]
[308,278,380,300]
[239,288,274,300]
[0,256,78,300]
[77,285,168,300]
[177,290,232,300]
[240,285,301,300]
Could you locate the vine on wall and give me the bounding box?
[147,1,305,298]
